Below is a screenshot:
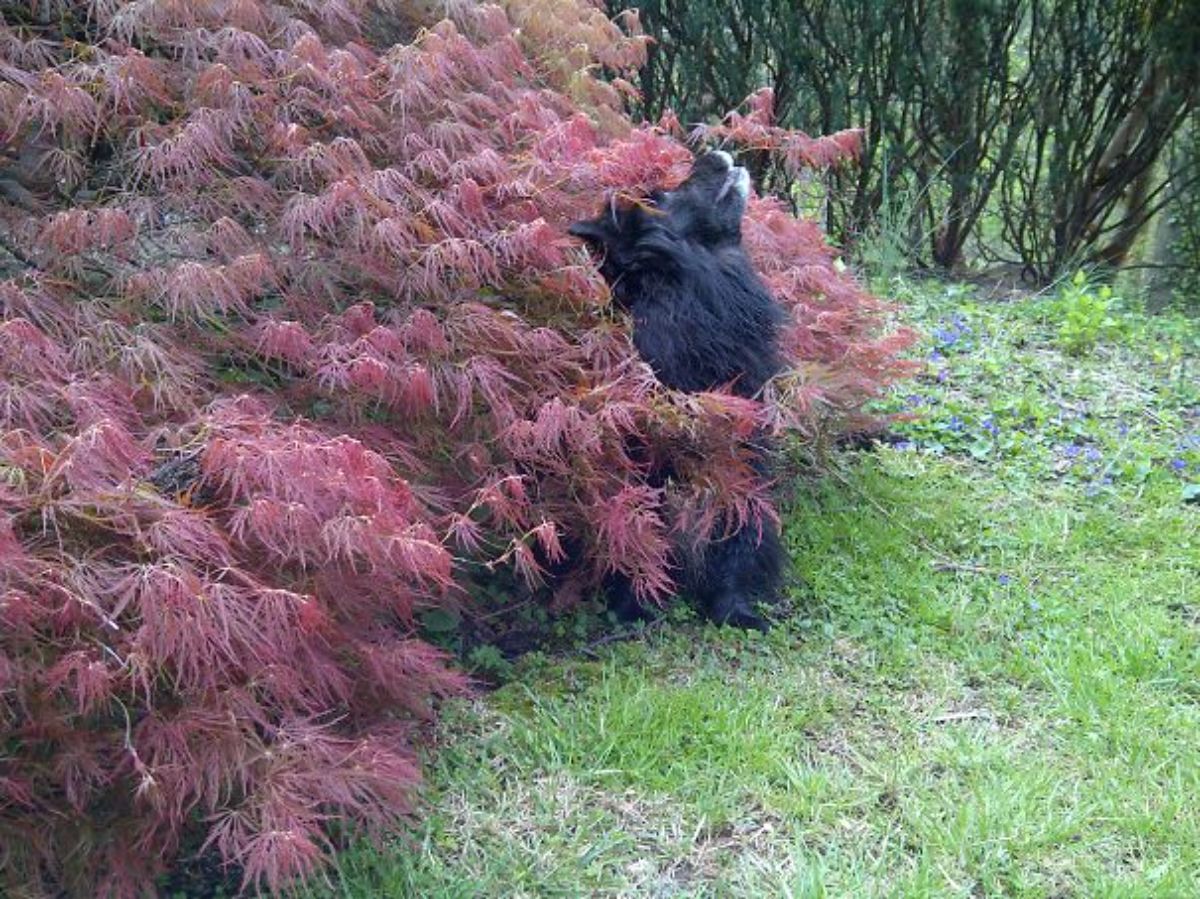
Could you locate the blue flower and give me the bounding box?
[1171,458,1187,472]
[946,415,963,432]
[931,319,972,349]
[937,368,949,383]
[1084,447,1101,462]
[998,574,1012,586]
[982,417,999,435]
[1063,444,1081,459]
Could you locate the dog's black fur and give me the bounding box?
[570,152,785,630]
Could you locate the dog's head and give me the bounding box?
[568,151,752,290]
[568,150,781,396]
[651,150,751,248]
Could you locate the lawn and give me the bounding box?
[308,277,1200,898]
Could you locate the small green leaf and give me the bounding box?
[421,608,461,633]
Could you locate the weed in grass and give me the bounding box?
[1053,271,1125,356]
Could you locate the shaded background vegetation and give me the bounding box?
[615,0,1200,287]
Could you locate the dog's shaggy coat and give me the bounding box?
[570,152,785,630]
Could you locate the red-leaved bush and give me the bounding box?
[0,0,912,894]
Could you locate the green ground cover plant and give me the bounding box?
[303,277,1199,898]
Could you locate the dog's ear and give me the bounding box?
[567,217,615,250]
[570,193,651,252]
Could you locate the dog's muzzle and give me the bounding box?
[715,165,751,203]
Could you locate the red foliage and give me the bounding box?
[0,0,912,894]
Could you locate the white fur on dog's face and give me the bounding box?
[701,150,751,204]
[714,164,751,203]
[730,166,750,200]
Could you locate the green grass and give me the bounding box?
[308,279,1200,898]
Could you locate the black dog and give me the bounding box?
[570,151,785,630]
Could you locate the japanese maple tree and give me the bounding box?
[0,0,911,895]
